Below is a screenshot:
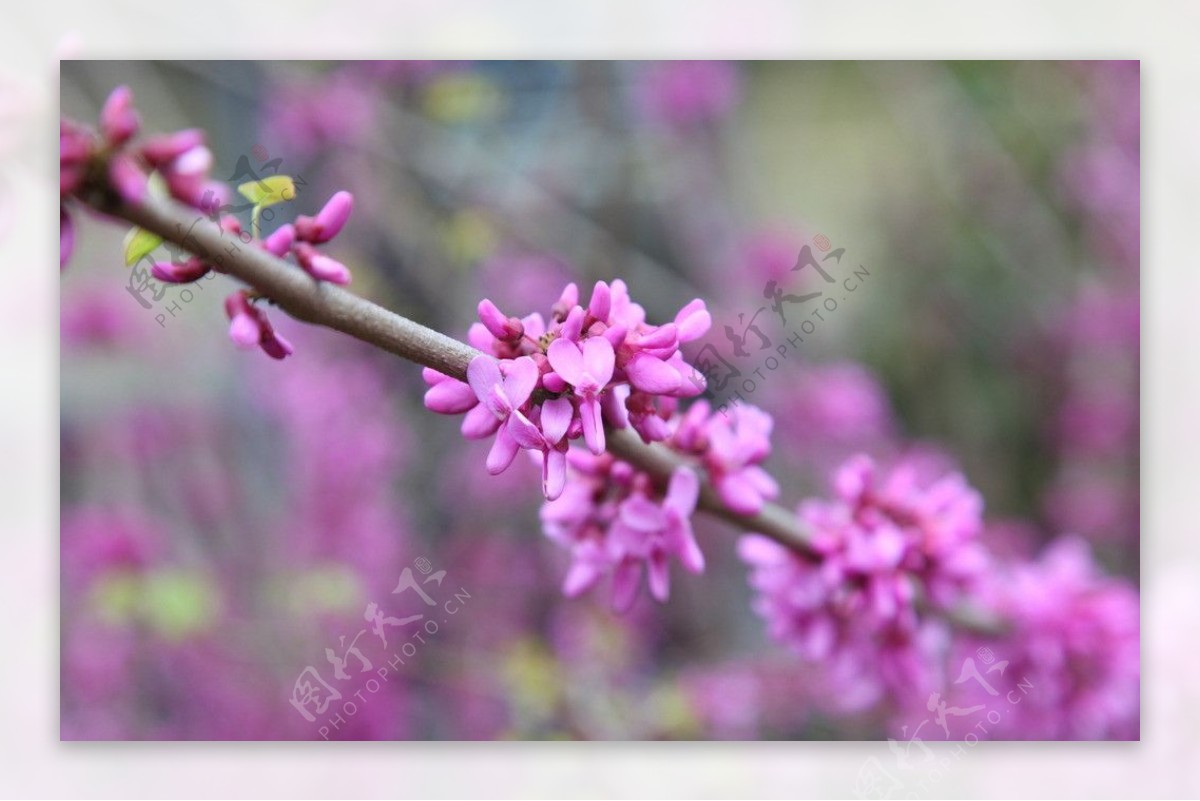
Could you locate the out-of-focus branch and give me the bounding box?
[90,189,1003,635]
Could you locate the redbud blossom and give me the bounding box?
[99,85,139,146]
[224,291,293,360]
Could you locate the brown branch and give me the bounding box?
[94,189,1002,635]
[111,190,819,556]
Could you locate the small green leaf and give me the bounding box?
[123,227,162,267]
[237,175,296,209]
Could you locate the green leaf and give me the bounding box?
[237,175,296,209]
[123,227,162,267]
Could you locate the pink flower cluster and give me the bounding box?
[541,455,703,610]
[61,86,232,268]
[61,86,358,361]
[737,455,989,709]
[943,537,1140,739]
[423,280,711,498]
[672,401,779,515]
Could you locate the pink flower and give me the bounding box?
[99,85,139,146]
[673,402,778,514]
[906,537,1140,740]
[151,257,211,284]
[547,336,615,454]
[737,454,990,710]
[511,397,573,500]
[542,456,705,610]
[261,224,296,257]
[294,242,351,285]
[476,299,524,343]
[422,368,479,415]
[294,190,354,244]
[465,355,541,478]
[107,152,147,204]
[140,128,205,166]
[224,290,293,360]
[425,279,712,501]
[608,467,703,608]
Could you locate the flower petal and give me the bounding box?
[582,336,615,385]
[647,553,670,602]
[507,410,545,450]
[580,397,605,455]
[619,495,667,533]
[665,467,700,515]
[424,378,478,414]
[543,447,567,501]
[625,353,681,394]
[467,355,503,404]
[674,299,712,342]
[716,472,764,515]
[610,559,642,613]
[485,425,521,474]
[228,314,260,349]
[539,397,573,444]
[601,384,630,429]
[547,338,585,385]
[563,560,603,597]
[502,356,540,407]
[461,403,502,439]
[668,523,705,574]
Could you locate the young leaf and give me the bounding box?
[123,227,162,267]
[237,175,296,209]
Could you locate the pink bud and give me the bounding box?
[108,153,147,204]
[477,299,523,342]
[295,243,352,285]
[294,191,354,244]
[100,86,139,146]
[674,298,711,343]
[224,290,253,321]
[151,258,211,284]
[228,313,261,349]
[140,129,206,166]
[307,254,352,285]
[261,224,295,257]
[588,280,611,321]
[171,145,213,177]
[551,282,579,321]
[314,191,353,241]
[260,330,294,360]
[219,216,242,237]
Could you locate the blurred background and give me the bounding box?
[59,60,1138,740]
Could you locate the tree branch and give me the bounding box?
[111,190,820,556]
[95,189,1002,634]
